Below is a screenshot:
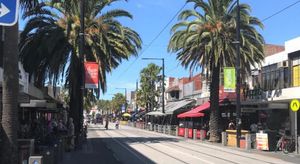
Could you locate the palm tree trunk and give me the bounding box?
[1,23,19,164]
[69,55,83,148]
[209,63,221,142]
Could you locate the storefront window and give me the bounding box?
[261,64,287,91]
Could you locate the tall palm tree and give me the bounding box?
[168,0,264,142]
[137,63,161,112]
[19,0,141,144]
[1,1,40,163]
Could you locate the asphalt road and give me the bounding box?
[59,123,300,164]
[92,123,300,164]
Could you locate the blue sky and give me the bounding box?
[19,0,300,100]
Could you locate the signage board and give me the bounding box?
[256,132,269,150]
[0,0,19,26]
[224,67,236,92]
[84,62,98,88]
[290,99,300,112]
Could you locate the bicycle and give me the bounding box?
[275,134,295,154]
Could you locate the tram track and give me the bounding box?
[119,126,288,164]
[115,128,238,164]
[103,129,192,164]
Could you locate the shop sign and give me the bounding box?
[84,62,98,88]
[224,67,236,92]
[290,99,300,112]
[256,133,269,150]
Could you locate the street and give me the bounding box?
[59,123,300,164]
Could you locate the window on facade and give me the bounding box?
[261,64,286,91]
[292,56,300,87]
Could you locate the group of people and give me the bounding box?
[19,116,76,151]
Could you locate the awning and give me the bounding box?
[164,99,195,115]
[177,99,223,118]
[177,112,205,118]
[152,99,195,115]
[20,100,57,108]
[166,86,180,93]
[146,111,166,116]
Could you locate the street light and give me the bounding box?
[233,0,242,148]
[142,58,165,113]
[116,88,127,112]
[78,0,85,147]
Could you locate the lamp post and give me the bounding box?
[116,88,127,112]
[79,0,85,146]
[233,0,242,148]
[142,58,165,113]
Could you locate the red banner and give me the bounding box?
[84,62,98,88]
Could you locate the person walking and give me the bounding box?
[68,117,75,151]
[105,116,109,130]
[115,119,119,129]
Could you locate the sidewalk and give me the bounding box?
[58,125,121,164]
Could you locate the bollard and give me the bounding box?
[200,130,205,141]
[245,134,251,150]
[29,156,43,164]
[184,128,188,138]
[221,132,227,146]
[163,125,166,134]
[154,124,157,132]
[175,126,179,136]
[193,129,197,140]
[168,126,172,135]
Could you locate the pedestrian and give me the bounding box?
[68,117,75,151]
[105,116,109,130]
[115,118,119,129]
[228,120,235,130]
[250,122,258,133]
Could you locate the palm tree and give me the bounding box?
[1,1,40,163]
[19,0,141,144]
[137,63,162,112]
[168,0,264,142]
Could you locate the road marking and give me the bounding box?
[95,130,147,163]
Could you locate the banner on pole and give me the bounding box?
[224,67,236,92]
[84,62,98,88]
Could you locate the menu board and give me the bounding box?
[256,133,269,150]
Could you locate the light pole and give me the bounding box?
[116,88,127,112]
[79,0,85,146]
[233,0,242,148]
[142,58,165,113]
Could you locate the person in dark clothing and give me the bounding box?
[105,116,109,130]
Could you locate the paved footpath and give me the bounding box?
[58,124,121,164]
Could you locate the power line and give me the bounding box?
[262,0,300,22]
[116,3,187,80]
[165,0,300,76]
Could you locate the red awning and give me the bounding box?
[177,99,224,118]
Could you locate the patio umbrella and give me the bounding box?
[122,113,131,117]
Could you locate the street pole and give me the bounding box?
[125,88,127,113]
[235,0,242,148]
[136,80,138,112]
[162,58,165,114]
[0,26,3,66]
[295,111,298,154]
[79,0,85,145]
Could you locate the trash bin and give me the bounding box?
[226,130,249,147]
